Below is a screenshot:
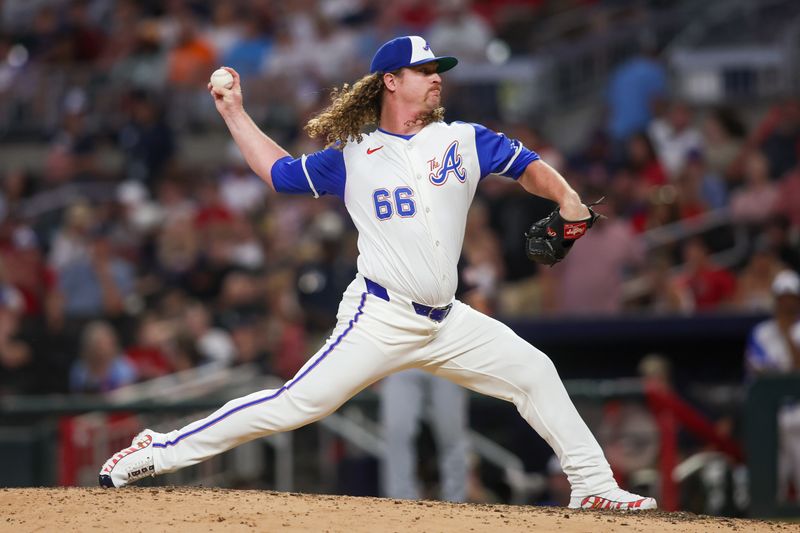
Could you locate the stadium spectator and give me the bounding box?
[673,159,710,221]
[48,202,94,271]
[221,14,272,80]
[182,300,236,367]
[672,238,737,312]
[118,90,176,185]
[228,216,266,271]
[57,227,135,321]
[65,0,107,64]
[629,254,693,315]
[744,270,800,503]
[557,200,644,315]
[509,124,565,173]
[228,313,270,370]
[204,4,245,60]
[460,201,504,314]
[154,211,200,294]
[649,101,704,180]
[69,320,137,393]
[730,151,779,226]
[775,165,800,229]
[753,98,800,180]
[24,5,72,64]
[701,108,746,185]
[294,211,357,335]
[605,36,668,149]
[396,0,437,32]
[627,133,667,187]
[98,0,143,70]
[109,21,168,91]
[681,151,727,211]
[166,13,216,87]
[263,269,307,380]
[219,143,268,215]
[427,0,493,64]
[0,169,35,217]
[124,312,173,380]
[0,213,52,318]
[265,22,317,82]
[734,246,787,313]
[0,296,34,395]
[631,185,678,234]
[310,14,360,82]
[761,215,800,273]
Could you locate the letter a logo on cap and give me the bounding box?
[369,36,458,74]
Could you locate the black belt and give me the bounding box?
[364,277,453,323]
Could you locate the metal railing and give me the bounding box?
[328,404,543,504]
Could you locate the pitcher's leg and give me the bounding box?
[426,303,615,498]
[426,372,469,502]
[154,296,394,474]
[380,370,424,499]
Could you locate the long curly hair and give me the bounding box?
[305,71,445,149]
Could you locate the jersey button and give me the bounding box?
[416,174,422,181]
[425,207,430,213]
[435,241,440,246]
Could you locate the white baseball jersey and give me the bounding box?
[746,319,800,375]
[271,121,539,306]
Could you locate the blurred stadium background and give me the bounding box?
[0,0,798,521]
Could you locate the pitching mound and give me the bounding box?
[0,487,790,532]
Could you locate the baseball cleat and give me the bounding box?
[568,487,657,510]
[98,429,160,488]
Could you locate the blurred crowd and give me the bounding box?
[0,0,798,397]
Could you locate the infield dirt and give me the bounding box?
[0,487,795,532]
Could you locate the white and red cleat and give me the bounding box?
[98,429,160,488]
[569,488,657,510]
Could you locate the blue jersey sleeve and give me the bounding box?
[471,123,540,180]
[270,147,346,199]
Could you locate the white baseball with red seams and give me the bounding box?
[209,68,234,89]
[99,35,656,511]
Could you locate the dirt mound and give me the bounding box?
[0,487,790,532]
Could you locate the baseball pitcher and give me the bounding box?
[100,36,656,511]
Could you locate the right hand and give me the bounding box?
[208,67,243,117]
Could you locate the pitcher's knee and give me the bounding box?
[527,346,559,377]
[278,391,339,428]
[506,348,560,402]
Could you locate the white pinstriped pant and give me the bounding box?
[152,274,616,498]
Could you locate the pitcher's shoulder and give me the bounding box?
[424,121,480,140]
[341,131,377,151]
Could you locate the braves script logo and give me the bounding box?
[429,141,466,186]
[563,222,587,239]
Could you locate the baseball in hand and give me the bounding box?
[210,68,234,90]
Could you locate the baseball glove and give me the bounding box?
[524,200,603,266]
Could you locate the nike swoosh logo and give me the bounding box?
[367,146,384,155]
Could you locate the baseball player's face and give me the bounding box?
[396,63,442,111]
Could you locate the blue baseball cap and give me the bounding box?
[370,36,458,74]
